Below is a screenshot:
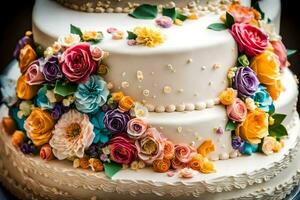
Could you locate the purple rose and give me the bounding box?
[14,35,33,59]
[232,136,245,150]
[42,56,63,82]
[104,109,130,134]
[234,67,259,98]
[51,104,63,120]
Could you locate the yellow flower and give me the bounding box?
[133,27,164,47]
[219,88,237,106]
[262,136,283,155]
[197,140,215,157]
[250,51,282,100]
[82,31,102,41]
[236,109,268,144]
[188,154,215,174]
[16,75,39,100]
[19,44,37,74]
[111,91,124,103]
[119,96,134,111]
[24,108,55,146]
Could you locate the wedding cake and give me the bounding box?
[0,0,299,199]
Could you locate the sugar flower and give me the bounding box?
[42,56,63,82]
[103,108,130,134]
[155,16,173,28]
[133,27,164,47]
[16,74,39,100]
[127,118,148,139]
[18,44,37,74]
[178,168,197,178]
[49,109,95,160]
[152,158,171,173]
[75,75,109,113]
[36,86,55,110]
[234,67,259,98]
[25,59,45,85]
[58,33,81,47]
[252,85,274,113]
[88,110,111,144]
[135,128,166,164]
[226,98,247,122]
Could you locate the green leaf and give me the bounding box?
[127,31,138,40]
[176,13,188,21]
[252,1,265,20]
[238,54,250,67]
[269,124,288,139]
[271,113,287,127]
[207,23,228,31]
[35,44,44,58]
[70,24,83,37]
[104,162,122,178]
[162,7,177,21]
[225,120,237,132]
[287,49,297,59]
[54,80,77,97]
[225,12,235,29]
[129,4,158,19]
[267,18,272,24]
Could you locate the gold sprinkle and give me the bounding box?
[163,86,172,94]
[213,63,221,70]
[121,81,129,89]
[136,70,144,81]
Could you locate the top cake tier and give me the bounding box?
[32,0,280,112]
[56,0,240,13]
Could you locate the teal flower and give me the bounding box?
[89,110,111,144]
[36,85,54,110]
[241,142,258,155]
[252,85,274,113]
[75,75,109,113]
[9,106,26,131]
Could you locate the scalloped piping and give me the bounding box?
[0,113,299,199]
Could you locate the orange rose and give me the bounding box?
[16,75,39,100]
[188,154,215,174]
[227,4,261,25]
[11,130,25,147]
[236,109,268,144]
[119,96,134,111]
[89,158,104,172]
[152,158,171,173]
[111,91,124,102]
[164,140,175,160]
[2,116,16,135]
[79,157,90,169]
[19,44,37,73]
[197,140,215,157]
[219,88,237,106]
[250,51,282,100]
[24,108,54,146]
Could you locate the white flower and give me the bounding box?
[58,33,81,47]
[259,20,281,41]
[62,95,75,107]
[130,102,149,118]
[49,110,95,160]
[245,97,256,111]
[18,101,34,118]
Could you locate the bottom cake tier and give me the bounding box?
[1,104,300,200]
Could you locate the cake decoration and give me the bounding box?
[0,1,297,185]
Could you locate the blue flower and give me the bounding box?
[36,85,54,110]
[252,85,274,113]
[89,110,111,144]
[75,75,109,113]
[9,106,26,131]
[241,142,258,155]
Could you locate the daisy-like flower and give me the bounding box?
[49,109,95,160]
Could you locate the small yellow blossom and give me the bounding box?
[133,27,164,47]
[82,31,102,41]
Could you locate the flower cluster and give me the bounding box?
[4,25,216,178]
[218,3,289,155]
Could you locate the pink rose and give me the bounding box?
[135,128,165,164]
[155,16,173,28]
[127,118,148,139]
[271,40,290,70]
[171,158,187,170]
[178,168,196,178]
[230,24,268,57]
[90,46,104,61]
[108,133,137,165]
[40,144,54,161]
[227,98,247,122]
[25,60,45,85]
[61,43,97,83]
[174,144,196,163]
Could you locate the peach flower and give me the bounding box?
[152,158,171,173]
[40,144,54,161]
[271,40,290,70]
[119,96,134,111]
[127,118,148,139]
[11,130,25,147]
[163,140,175,160]
[178,168,197,178]
[219,88,237,106]
[226,98,247,122]
[174,144,197,163]
[227,4,260,24]
[188,154,215,174]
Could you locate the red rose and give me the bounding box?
[230,23,268,57]
[271,40,290,70]
[61,43,97,83]
[108,134,137,165]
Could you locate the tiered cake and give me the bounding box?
[0,0,299,199]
